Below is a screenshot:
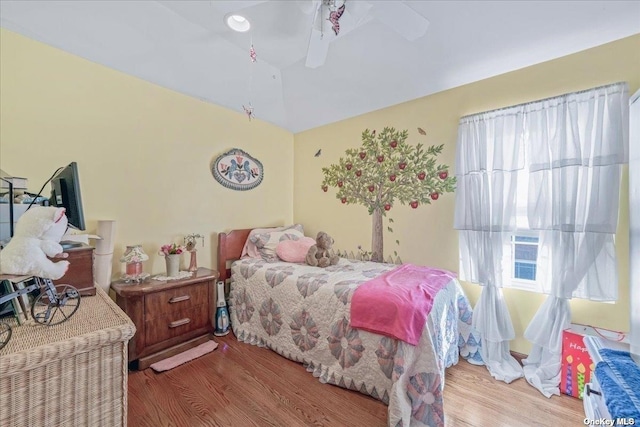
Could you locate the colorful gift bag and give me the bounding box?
[561,323,627,399]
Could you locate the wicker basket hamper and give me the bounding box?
[0,287,136,427]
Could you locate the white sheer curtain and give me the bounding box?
[455,82,629,391]
[522,82,629,397]
[454,107,526,383]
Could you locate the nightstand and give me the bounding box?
[111,267,219,370]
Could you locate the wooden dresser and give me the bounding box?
[110,267,218,369]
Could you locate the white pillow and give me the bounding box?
[241,224,304,259]
[249,227,305,262]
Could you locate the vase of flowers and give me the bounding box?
[159,243,186,277]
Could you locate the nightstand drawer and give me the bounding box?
[144,303,209,346]
[144,282,208,319]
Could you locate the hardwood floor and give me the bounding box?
[128,334,585,426]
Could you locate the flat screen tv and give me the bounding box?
[50,162,86,245]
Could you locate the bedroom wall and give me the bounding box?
[0,29,294,276]
[293,34,640,354]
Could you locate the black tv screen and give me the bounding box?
[50,162,86,231]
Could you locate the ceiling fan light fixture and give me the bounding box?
[225,14,251,32]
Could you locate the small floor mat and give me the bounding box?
[150,340,218,372]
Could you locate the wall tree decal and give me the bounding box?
[321,127,456,262]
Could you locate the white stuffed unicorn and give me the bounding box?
[0,206,70,280]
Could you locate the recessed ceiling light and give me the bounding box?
[225,14,250,32]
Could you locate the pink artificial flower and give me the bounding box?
[158,243,186,256]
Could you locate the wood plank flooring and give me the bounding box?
[128,334,585,426]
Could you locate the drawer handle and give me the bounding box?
[169,318,191,328]
[169,295,190,304]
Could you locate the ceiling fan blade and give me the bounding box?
[338,2,373,36]
[305,27,330,68]
[342,1,372,26]
[296,0,320,16]
[304,0,369,68]
[369,2,429,41]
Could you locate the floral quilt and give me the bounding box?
[228,258,482,427]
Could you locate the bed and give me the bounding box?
[217,228,482,427]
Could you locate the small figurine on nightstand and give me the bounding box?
[184,233,204,272]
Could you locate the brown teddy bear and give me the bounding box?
[305,231,339,268]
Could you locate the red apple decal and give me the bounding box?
[368,185,375,192]
[338,181,343,187]
[341,197,347,204]
[438,170,448,179]
[355,170,362,177]
[410,201,419,209]
[389,174,396,182]
[377,155,384,163]
[418,172,426,180]
[359,152,366,159]
[399,162,407,170]
[390,140,398,148]
[384,204,391,211]
[346,163,352,170]
[322,185,328,192]
[431,192,439,200]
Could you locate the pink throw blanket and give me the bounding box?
[350,264,456,345]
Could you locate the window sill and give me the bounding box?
[505,279,540,293]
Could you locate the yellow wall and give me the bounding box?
[2,27,638,355]
[0,29,294,276]
[293,34,640,354]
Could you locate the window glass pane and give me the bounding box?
[514,236,539,243]
[512,234,539,282]
[515,244,538,261]
[514,262,537,280]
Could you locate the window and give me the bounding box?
[502,231,542,292]
[503,164,543,291]
[512,234,539,282]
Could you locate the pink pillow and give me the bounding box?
[275,237,316,263]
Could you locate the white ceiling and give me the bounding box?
[1,1,639,133]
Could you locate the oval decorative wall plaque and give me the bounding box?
[212,148,264,191]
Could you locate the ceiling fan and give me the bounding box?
[303,0,430,68]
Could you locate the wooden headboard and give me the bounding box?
[217,228,252,282]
